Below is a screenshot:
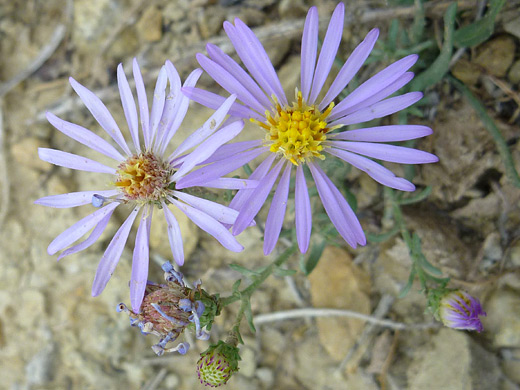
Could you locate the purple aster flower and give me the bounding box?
[36,59,251,312]
[438,290,486,332]
[182,2,438,255]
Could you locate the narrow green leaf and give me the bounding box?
[411,0,426,44]
[454,0,506,48]
[366,225,400,243]
[399,268,416,298]
[273,267,297,277]
[243,300,256,333]
[410,2,457,91]
[397,186,432,205]
[301,240,326,275]
[231,279,242,293]
[243,163,253,176]
[229,263,261,277]
[418,254,444,276]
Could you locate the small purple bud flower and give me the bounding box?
[438,290,486,332]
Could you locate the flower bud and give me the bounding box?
[437,290,486,332]
[197,341,240,387]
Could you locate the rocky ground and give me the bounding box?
[1,0,520,389]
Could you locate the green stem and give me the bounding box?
[449,75,520,188]
[221,244,297,307]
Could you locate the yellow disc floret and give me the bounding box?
[115,152,170,202]
[253,90,335,165]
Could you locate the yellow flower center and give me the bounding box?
[253,91,334,165]
[115,153,170,202]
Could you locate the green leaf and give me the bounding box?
[366,225,400,243]
[273,267,297,277]
[397,186,432,205]
[418,254,443,276]
[243,163,253,176]
[229,263,261,277]
[342,186,358,212]
[300,239,326,275]
[410,2,457,91]
[243,299,256,333]
[231,279,242,294]
[411,0,426,45]
[454,0,506,48]
[399,268,416,298]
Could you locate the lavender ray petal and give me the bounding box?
[149,66,168,148]
[159,69,204,156]
[173,190,239,225]
[175,146,267,189]
[263,162,291,255]
[327,140,439,164]
[232,159,285,236]
[319,28,379,110]
[330,54,418,120]
[154,60,182,153]
[48,202,119,255]
[170,198,243,252]
[308,162,366,246]
[57,210,113,260]
[198,140,263,165]
[338,72,414,117]
[203,178,259,190]
[69,77,131,156]
[308,3,344,105]
[46,112,124,161]
[326,148,415,191]
[132,58,150,150]
[197,54,266,113]
[329,124,433,142]
[117,63,140,153]
[38,148,116,174]
[35,189,119,208]
[329,92,423,127]
[206,43,272,108]
[228,153,276,212]
[300,6,318,102]
[169,94,237,162]
[91,207,140,296]
[172,120,243,181]
[295,164,312,253]
[162,202,184,266]
[182,86,263,120]
[233,18,288,105]
[224,20,287,106]
[130,210,152,312]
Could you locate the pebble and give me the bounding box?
[407,329,500,390]
[308,246,371,361]
[474,35,516,78]
[483,288,520,348]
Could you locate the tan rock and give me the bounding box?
[11,138,51,172]
[308,246,371,361]
[408,329,500,390]
[452,58,481,85]
[136,6,163,42]
[482,288,520,348]
[508,60,520,84]
[474,35,516,78]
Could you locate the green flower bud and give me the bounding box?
[196,341,240,387]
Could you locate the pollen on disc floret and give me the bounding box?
[115,152,172,202]
[253,90,336,166]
